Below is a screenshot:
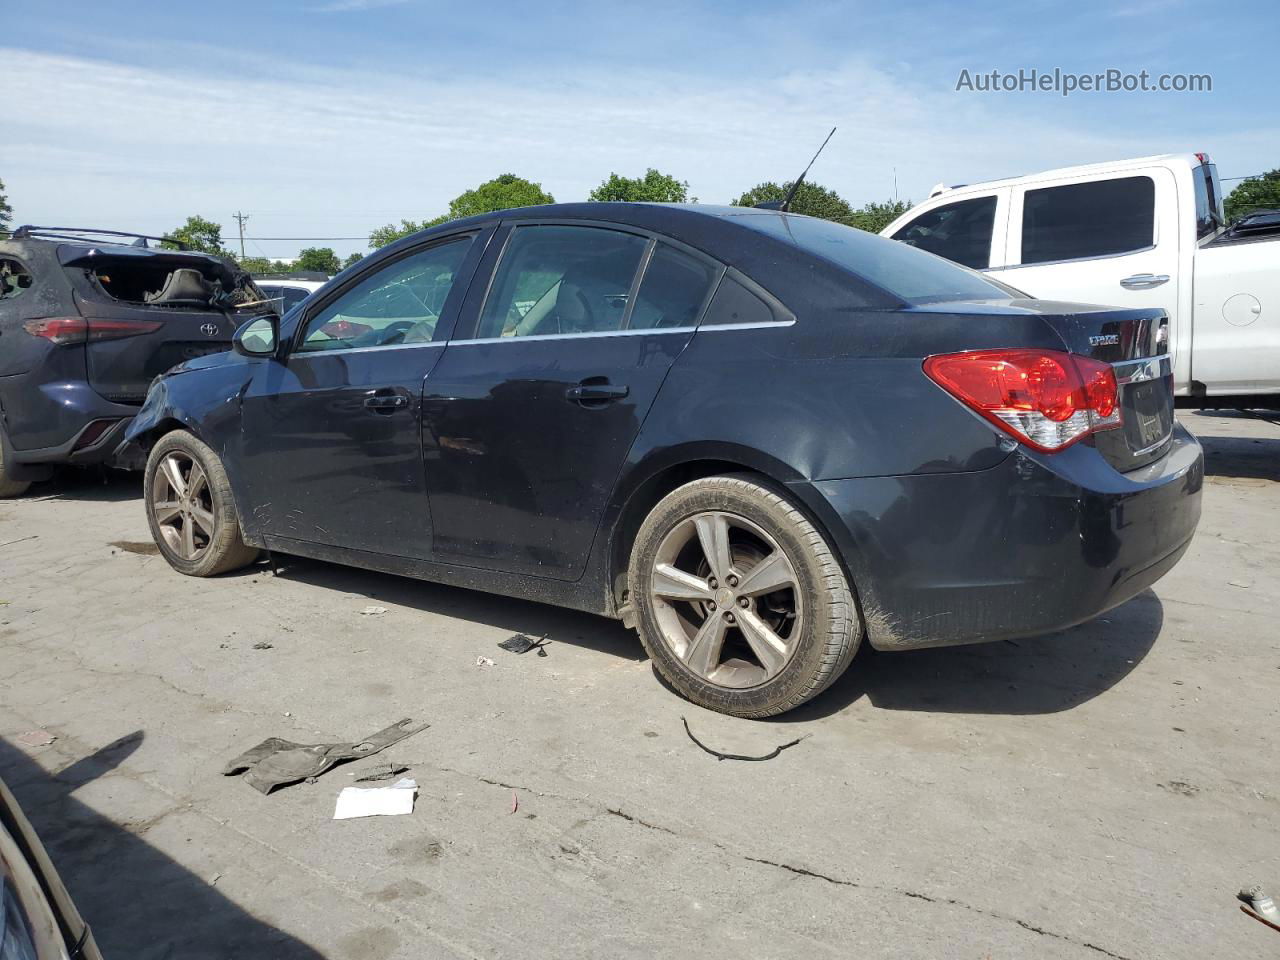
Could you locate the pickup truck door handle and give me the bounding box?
[1120,273,1171,290]
[565,381,630,404]
[363,391,410,412]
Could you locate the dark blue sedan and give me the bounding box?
[118,203,1202,717]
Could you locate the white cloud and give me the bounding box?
[2,47,1269,257]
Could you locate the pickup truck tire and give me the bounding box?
[628,474,861,718]
[0,443,32,498]
[144,429,258,577]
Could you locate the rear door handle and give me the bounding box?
[1120,273,1170,290]
[364,392,409,412]
[565,382,630,404]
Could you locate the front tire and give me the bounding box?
[144,429,258,576]
[628,474,860,718]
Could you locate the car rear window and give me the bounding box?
[740,213,1013,305]
[1020,176,1155,264]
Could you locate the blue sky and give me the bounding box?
[3,0,1274,258]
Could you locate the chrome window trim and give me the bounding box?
[291,340,446,358]
[448,326,698,346]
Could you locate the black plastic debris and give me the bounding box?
[252,642,273,650]
[498,633,549,656]
[222,718,428,794]
[681,716,809,762]
[354,762,411,783]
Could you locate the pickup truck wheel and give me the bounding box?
[144,429,258,576]
[0,443,32,498]
[628,474,860,718]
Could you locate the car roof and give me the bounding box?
[926,153,1201,199]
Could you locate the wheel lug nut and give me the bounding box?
[738,597,750,608]
[708,578,718,589]
[707,601,717,611]
[727,575,739,587]
[724,612,736,623]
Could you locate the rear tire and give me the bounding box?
[628,474,860,718]
[144,429,258,576]
[0,443,32,498]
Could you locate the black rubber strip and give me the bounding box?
[681,716,809,762]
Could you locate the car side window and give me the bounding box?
[475,225,648,339]
[297,239,471,352]
[1020,176,1155,264]
[892,196,997,269]
[700,274,781,326]
[282,287,310,312]
[628,244,719,330]
[0,257,34,301]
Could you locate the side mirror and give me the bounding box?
[233,314,279,358]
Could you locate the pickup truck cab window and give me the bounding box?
[1020,176,1155,264]
[892,195,998,269]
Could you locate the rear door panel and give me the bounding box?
[1191,238,1280,393]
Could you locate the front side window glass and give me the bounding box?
[892,196,997,269]
[297,238,471,352]
[475,225,648,339]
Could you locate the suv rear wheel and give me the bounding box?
[144,429,258,576]
[628,474,860,718]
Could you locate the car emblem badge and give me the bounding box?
[200,323,219,337]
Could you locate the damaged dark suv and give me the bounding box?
[0,227,272,496]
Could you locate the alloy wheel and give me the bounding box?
[150,452,216,561]
[649,510,802,688]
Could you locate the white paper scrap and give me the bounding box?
[333,778,418,820]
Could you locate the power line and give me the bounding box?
[243,236,369,241]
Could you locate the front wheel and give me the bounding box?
[144,429,258,576]
[628,474,861,718]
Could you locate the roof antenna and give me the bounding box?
[757,127,837,213]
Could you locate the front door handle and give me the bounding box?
[1120,273,1170,290]
[364,392,409,412]
[565,382,630,404]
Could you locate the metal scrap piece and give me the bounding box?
[222,718,429,794]
[354,763,410,783]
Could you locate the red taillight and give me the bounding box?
[924,348,1121,453]
[23,316,88,344]
[1195,151,1212,166]
[24,316,162,344]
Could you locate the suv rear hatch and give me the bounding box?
[58,246,266,403]
[1026,301,1174,471]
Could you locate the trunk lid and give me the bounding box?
[1015,299,1174,471]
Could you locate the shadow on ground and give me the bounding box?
[263,553,646,662]
[23,467,143,504]
[1195,433,1280,482]
[0,733,324,960]
[769,589,1165,722]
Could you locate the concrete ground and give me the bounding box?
[1,410,1277,960]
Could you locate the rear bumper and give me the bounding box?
[2,380,138,469]
[809,423,1203,650]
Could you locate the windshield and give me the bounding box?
[738,213,1015,305]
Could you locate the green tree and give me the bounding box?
[294,247,342,274]
[368,216,447,249]
[731,181,856,226]
[850,198,913,234]
[341,252,364,270]
[163,215,229,256]
[0,178,12,237]
[589,168,689,203]
[369,174,554,249]
[1224,170,1280,222]
[236,256,281,275]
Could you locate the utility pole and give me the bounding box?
[232,211,250,260]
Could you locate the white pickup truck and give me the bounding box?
[881,153,1280,403]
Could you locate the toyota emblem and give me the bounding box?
[200,323,219,337]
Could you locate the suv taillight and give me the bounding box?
[24,317,163,344]
[924,348,1121,453]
